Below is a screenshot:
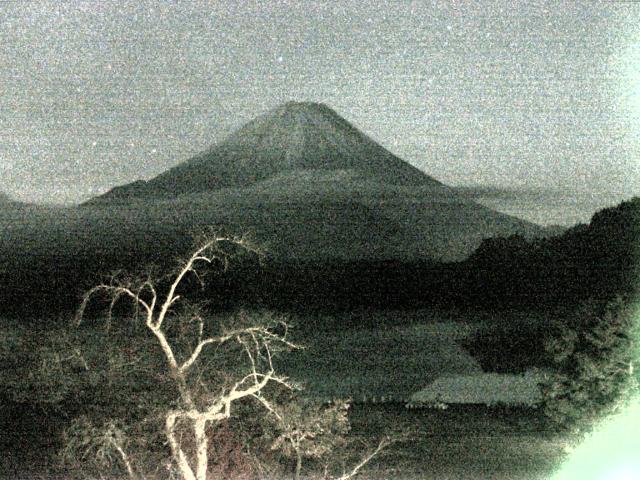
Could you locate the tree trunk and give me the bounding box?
[194,418,209,480]
[166,413,197,480]
[295,447,302,480]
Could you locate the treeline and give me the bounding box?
[210,197,640,313]
[1,197,638,320]
[461,196,640,306]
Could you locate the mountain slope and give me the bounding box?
[68,176,543,262]
[89,102,442,202]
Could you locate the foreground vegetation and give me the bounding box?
[1,400,579,480]
[1,198,638,478]
[2,232,392,480]
[1,292,636,478]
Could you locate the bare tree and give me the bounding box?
[75,229,391,480]
[76,230,297,480]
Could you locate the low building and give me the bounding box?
[407,369,547,408]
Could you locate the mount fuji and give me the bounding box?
[85,102,547,261]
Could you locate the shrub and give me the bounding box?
[540,295,638,430]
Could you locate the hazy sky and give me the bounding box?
[1,0,639,204]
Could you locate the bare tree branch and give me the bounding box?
[179,337,220,373]
[335,436,390,480]
[76,284,152,327]
[166,412,197,480]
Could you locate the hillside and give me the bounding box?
[462,196,640,304]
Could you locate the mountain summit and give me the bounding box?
[91,102,442,202]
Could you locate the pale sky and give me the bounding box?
[1,0,639,204]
